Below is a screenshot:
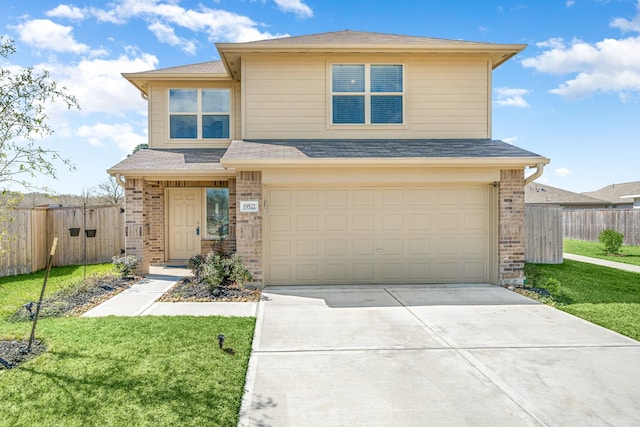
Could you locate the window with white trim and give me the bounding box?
[169,89,230,139]
[332,64,403,124]
[206,188,229,239]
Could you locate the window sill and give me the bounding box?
[326,123,408,131]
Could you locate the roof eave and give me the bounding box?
[220,156,549,169]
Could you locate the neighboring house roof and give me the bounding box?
[107,148,229,178]
[221,139,548,168]
[122,61,229,95]
[525,183,609,206]
[583,181,640,205]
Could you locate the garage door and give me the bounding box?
[265,186,490,285]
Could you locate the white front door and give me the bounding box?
[168,188,201,260]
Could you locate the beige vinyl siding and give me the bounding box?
[242,54,490,140]
[147,81,236,149]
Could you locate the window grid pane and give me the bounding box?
[332,64,365,93]
[170,115,197,138]
[203,115,230,139]
[169,89,197,112]
[202,89,230,113]
[370,65,403,93]
[206,188,229,238]
[371,96,403,124]
[333,96,365,124]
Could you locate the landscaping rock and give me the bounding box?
[0,340,46,370]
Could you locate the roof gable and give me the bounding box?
[584,181,640,204]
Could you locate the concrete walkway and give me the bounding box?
[240,284,640,426]
[564,252,640,273]
[82,266,257,317]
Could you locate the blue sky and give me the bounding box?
[2,0,639,195]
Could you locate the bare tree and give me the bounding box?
[96,176,124,205]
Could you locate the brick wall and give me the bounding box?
[498,169,525,286]
[124,178,149,273]
[146,183,165,265]
[236,171,263,285]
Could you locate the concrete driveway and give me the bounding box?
[239,284,640,427]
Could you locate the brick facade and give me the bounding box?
[498,169,525,286]
[235,171,263,285]
[124,178,236,274]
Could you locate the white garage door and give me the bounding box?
[265,186,490,285]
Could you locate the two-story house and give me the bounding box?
[108,30,549,287]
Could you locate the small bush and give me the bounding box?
[599,229,624,254]
[189,252,253,292]
[111,255,139,277]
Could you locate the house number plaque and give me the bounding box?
[240,200,259,213]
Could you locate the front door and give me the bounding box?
[168,188,201,260]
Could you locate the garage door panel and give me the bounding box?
[266,186,490,285]
[326,239,347,256]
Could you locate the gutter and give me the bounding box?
[524,163,545,185]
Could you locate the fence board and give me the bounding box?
[0,205,124,277]
[563,209,640,246]
[525,205,563,264]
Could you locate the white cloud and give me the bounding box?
[88,0,288,48]
[46,53,158,115]
[13,19,90,54]
[502,136,518,144]
[522,5,640,99]
[494,87,531,108]
[148,21,197,54]
[611,0,640,32]
[566,1,575,8]
[77,122,147,153]
[554,167,573,177]
[273,0,313,18]
[46,5,87,20]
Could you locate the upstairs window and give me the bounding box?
[169,89,230,139]
[332,64,403,125]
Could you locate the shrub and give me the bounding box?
[188,253,206,282]
[190,252,253,292]
[111,255,138,277]
[599,229,624,254]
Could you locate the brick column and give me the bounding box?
[236,171,262,286]
[124,178,150,274]
[498,169,525,286]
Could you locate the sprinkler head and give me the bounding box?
[217,334,226,349]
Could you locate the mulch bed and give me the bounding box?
[0,340,47,370]
[158,277,261,302]
[7,275,139,322]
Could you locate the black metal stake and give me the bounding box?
[27,237,58,353]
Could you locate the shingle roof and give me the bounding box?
[525,183,609,206]
[583,181,640,204]
[229,30,489,47]
[223,139,545,160]
[125,60,226,76]
[107,148,227,174]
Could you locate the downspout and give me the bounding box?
[114,173,126,188]
[524,163,545,185]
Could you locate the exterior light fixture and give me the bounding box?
[217,334,226,349]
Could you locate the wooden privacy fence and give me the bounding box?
[0,205,124,277]
[525,205,563,264]
[564,209,640,246]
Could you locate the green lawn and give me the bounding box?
[0,264,113,319]
[564,239,640,267]
[0,266,255,427]
[529,260,640,341]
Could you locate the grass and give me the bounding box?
[0,265,256,427]
[564,239,640,267]
[527,260,640,341]
[0,264,114,320]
